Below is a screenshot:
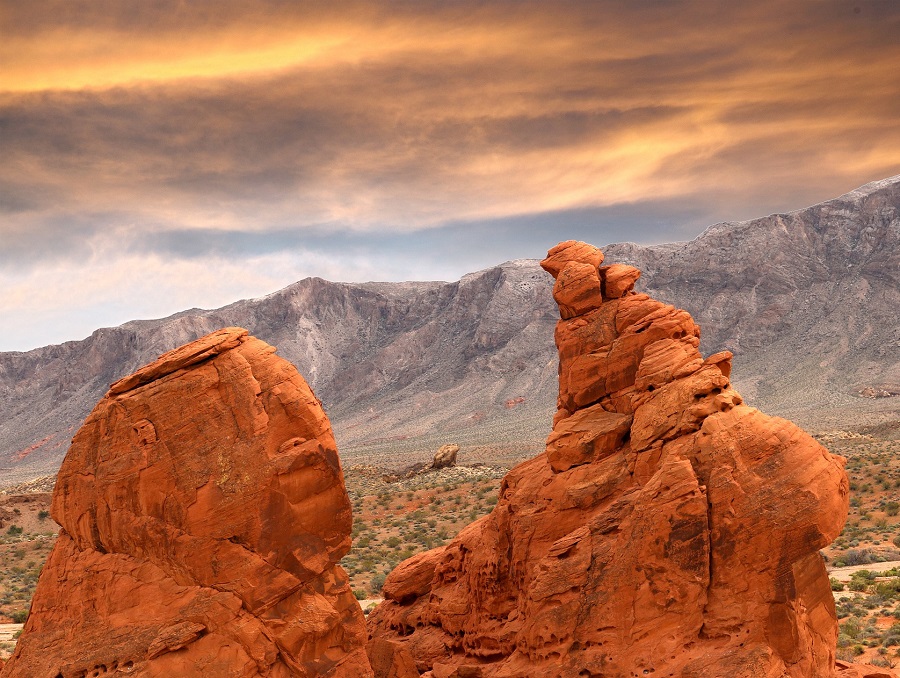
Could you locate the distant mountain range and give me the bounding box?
[2,176,898,486]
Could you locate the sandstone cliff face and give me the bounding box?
[1,328,371,678]
[368,241,852,677]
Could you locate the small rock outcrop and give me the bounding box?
[2,328,372,677]
[382,444,461,482]
[368,241,854,677]
[430,444,459,470]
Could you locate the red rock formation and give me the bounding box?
[836,660,898,678]
[368,241,856,677]
[367,639,420,678]
[2,328,372,678]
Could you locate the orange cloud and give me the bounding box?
[1,1,898,237]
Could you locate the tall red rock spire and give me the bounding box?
[368,241,853,677]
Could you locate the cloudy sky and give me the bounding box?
[2,1,899,352]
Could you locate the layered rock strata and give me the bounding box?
[2,328,372,678]
[368,241,852,677]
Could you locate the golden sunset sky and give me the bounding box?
[1,1,899,350]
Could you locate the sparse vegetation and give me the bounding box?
[339,464,507,597]
[0,491,58,658]
[1,425,899,664]
[822,426,900,667]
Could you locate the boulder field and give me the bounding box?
[3,241,890,677]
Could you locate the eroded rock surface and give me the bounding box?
[2,328,372,678]
[368,242,855,677]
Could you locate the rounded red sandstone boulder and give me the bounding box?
[3,328,372,678]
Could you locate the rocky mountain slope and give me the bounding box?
[608,175,900,426]
[1,176,898,485]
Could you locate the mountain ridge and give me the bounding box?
[1,176,898,485]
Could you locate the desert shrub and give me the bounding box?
[5,525,23,536]
[875,578,900,600]
[850,579,870,593]
[37,510,50,521]
[836,645,857,662]
[11,609,27,623]
[845,550,874,566]
[864,596,884,609]
[370,573,386,594]
[353,589,367,600]
[841,617,862,639]
[831,577,846,591]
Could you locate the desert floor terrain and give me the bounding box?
[1,422,899,667]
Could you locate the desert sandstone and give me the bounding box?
[368,241,878,678]
[2,328,371,677]
[4,241,892,677]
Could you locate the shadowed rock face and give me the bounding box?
[368,242,853,678]
[2,328,372,678]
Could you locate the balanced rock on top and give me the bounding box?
[367,241,856,677]
[2,328,372,678]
